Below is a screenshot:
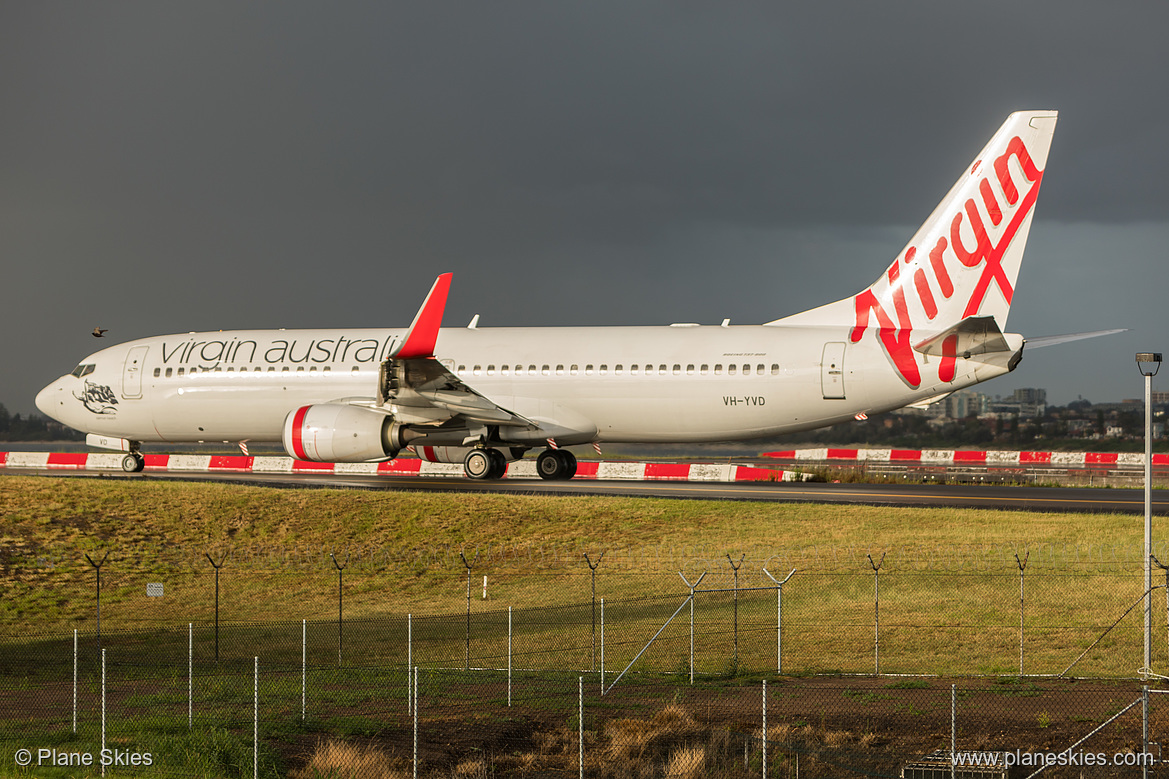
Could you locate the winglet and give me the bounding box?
[392,273,452,359]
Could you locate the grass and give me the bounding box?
[0,474,1164,678]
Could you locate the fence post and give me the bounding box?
[508,606,513,707]
[412,666,419,779]
[679,571,707,684]
[1015,551,1029,676]
[73,629,77,734]
[868,553,886,675]
[600,598,605,695]
[330,551,349,668]
[101,648,106,779]
[85,551,110,647]
[253,656,258,779]
[579,676,584,779]
[585,551,605,672]
[407,613,413,713]
[762,678,767,779]
[727,553,745,670]
[763,568,796,675]
[189,623,193,729]
[302,619,306,722]
[205,551,228,663]
[951,684,956,779]
[460,551,479,670]
[1144,685,1150,779]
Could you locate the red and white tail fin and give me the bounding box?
[772,111,1058,334]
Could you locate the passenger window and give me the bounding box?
[686,364,695,375]
[630,365,639,375]
[528,365,537,375]
[599,364,607,375]
[556,364,564,375]
[757,364,765,374]
[227,367,234,373]
[323,366,330,373]
[282,367,290,373]
[585,364,594,375]
[296,366,304,373]
[570,364,579,375]
[743,364,751,376]
[672,364,681,375]
[153,368,161,377]
[542,365,550,375]
[309,366,317,373]
[659,365,667,375]
[487,365,495,375]
[178,368,185,377]
[771,364,780,375]
[615,364,623,375]
[457,365,466,374]
[473,365,482,375]
[166,368,173,378]
[728,364,737,375]
[700,364,709,374]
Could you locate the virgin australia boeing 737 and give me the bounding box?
[37,111,1097,479]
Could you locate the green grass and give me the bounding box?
[0,474,1164,679]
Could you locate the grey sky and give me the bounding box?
[2,2,1166,415]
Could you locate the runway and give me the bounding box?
[17,467,1169,514]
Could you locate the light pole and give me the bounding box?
[1137,352,1162,678]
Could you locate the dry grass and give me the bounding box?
[291,739,407,779]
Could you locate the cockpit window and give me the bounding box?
[71,364,96,378]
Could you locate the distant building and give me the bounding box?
[988,388,1047,419]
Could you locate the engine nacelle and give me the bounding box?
[414,446,520,464]
[282,404,409,463]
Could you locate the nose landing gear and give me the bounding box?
[121,452,145,473]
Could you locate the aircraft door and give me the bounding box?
[123,345,149,399]
[821,342,846,399]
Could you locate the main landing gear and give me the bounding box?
[461,447,577,480]
[536,448,577,481]
[463,448,507,480]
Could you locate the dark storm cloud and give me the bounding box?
[1,2,1166,411]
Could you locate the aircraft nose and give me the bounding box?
[35,377,69,423]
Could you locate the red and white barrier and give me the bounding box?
[763,448,1169,468]
[0,452,803,483]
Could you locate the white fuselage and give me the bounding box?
[35,322,1017,447]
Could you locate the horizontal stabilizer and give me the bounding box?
[1025,328,1127,349]
[913,316,1011,357]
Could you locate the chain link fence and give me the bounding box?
[6,547,1169,775]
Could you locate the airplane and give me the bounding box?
[36,110,1107,479]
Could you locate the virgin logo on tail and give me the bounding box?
[851,135,1044,388]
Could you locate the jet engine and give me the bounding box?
[282,404,411,463]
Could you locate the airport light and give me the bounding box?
[1137,352,1161,678]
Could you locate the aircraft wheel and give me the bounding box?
[559,449,577,479]
[486,448,508,479]
[122,453,145,473]
[537,448,576,480]
[463,449,494,480]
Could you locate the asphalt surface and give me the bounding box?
[13,468,1168,514]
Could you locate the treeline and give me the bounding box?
[0,403,84,442]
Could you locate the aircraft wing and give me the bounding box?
[377,274,536,428]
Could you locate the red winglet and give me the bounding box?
[393,273,452,359]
